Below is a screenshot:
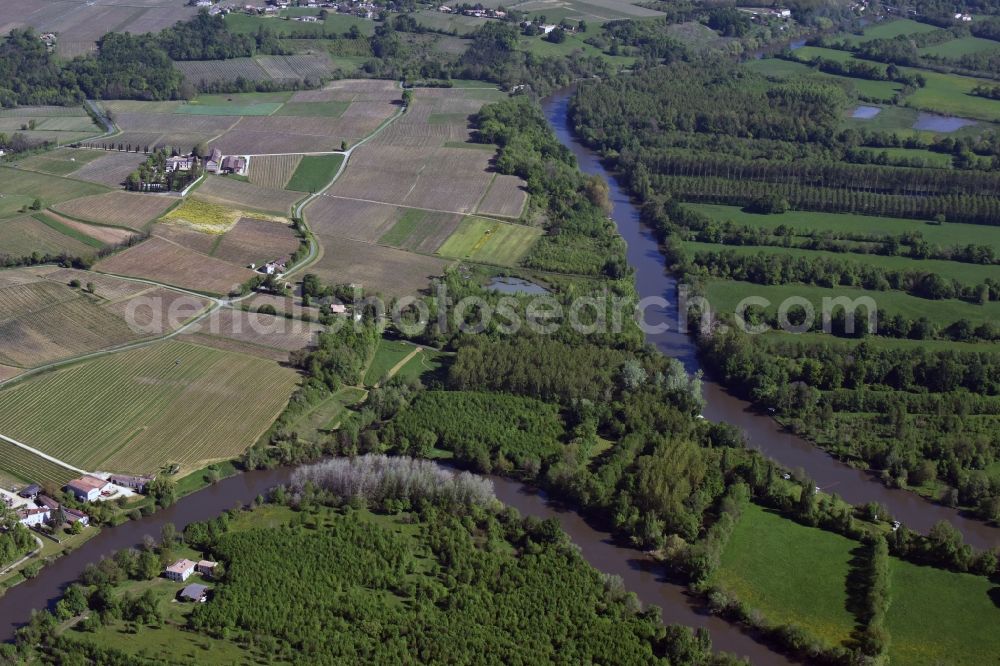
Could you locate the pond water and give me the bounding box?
[485,276,550,295]
[912,112,978,132]
[851,105,882,119]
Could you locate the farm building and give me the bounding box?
[36,495,61,511]
[179,583,209,602]
[206,148,224,173]
[18,485,40,499]
[109,474,154,493]
[65,475,114,502]
[16,507,50,527]
[197,560,219,577]
[166,155,195,173]
[165,559,197,582]
[221,155,247,175]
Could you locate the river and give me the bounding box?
[540,87,999,552]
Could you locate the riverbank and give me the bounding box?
[540,86,999,553]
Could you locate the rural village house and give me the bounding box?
[197,560,219,577]
[16,507,50,528]
[165,559,197,582]
[109,474,154,493]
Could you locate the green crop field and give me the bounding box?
[918,36,1000,59]
[901,68,1000,122]
[17,148,105,177]
[364,338,418,386]
[225,11,376,37]
[0,341,299,475]
[684,204,1000,251]
[684,240,998,285]
[286,154,345,192]
[840,18,939,45]
[176,102,283,116]
[702,279,1000,328]
[437,217,542,266]
[885,558,1000,665]
[0,167,107,208]
[793,46,861,64]
[0,438,76,489]
[710,503,857,649]
[744,58,902,100]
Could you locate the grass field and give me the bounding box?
[394,347,447,383]
[745,59,903,100]
[839,18,939,45]
[885,558,1000,665]
[860,145,955,168]
[437,217,542,265]
[289,386,367,443]
[684,203,1000,251]
[285,154,345,192]
[225,11,376,37]
[710,503,857,649]
[918,35,1000,59]
[0,167,107,209]
[0,341,299,475]
[517,31,637,68]
[0,214,100,260]
[702,279,1000,328]
[901,68,1000,122]
[273,100,350,118]
[364,338,418,386]
[684,240,999,285]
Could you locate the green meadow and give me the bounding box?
[703,279,1000,328]
[285,154,345,193]
[885,558,1000,666]
[684,203,1000,251]
[710,503,857,649]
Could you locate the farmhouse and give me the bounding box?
[165,559,197,582]
[36,495,60,511]
[64,507,90,526]
[65,475,114,502]
[16,507,50,527]
[221,155,248,175]
[179,583,209,602]
[261,260,287,275]
[197,560,219,576]
[109,474,154,493]
[166,155,195,173]
[206,148,224,173]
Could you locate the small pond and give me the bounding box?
[485,277,550,295]
[912,112,978,132]
[851,105,882,119]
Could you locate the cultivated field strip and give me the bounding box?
[0,216,97,261]
[212,217,301,267]
[310,234,451,298]
[306,197,401,243]
[95,236,255,295]
[0,281,76,314]
[71,151,149,188]
[476,174,528,218]
[194,176,301,215]
[189,309,322,352]
[0,341,299,474]
[248,154,303,189]
[152,224,220,256]
[175,58,270,85]
[52,192,175,230]
[0,438,75,488]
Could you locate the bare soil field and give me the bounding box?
[52,192,176,230]
[212,217,301,267]
[194,176,302,215]
[106,287,211,335]
[152,223,220,256]
[41,211,136,246]
[476,174,528,218]
[94,236,255,295]
[0,215,97,260]
[292,79,400,102]
[189,309,322,353]
[0,365,22,382]
[113,111,240,135]
[310,234,450,297]
[70,151,150,187]
[245,293,321,321]
[40,269,150,301]
[306,197,401,243]
[247,154,303,189]
[180,331,291,362]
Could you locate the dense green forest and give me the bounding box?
[13,460,735,665]
[570,59,1000,522]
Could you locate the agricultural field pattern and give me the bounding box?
[0,80,533,486]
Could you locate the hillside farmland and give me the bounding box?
[0,341,299,475]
